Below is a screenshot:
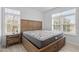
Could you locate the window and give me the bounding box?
[5,8,20,35]
[52,9,76,34]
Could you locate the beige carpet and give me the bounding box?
[0,42,79,52]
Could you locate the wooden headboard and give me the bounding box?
[21,19,42,32]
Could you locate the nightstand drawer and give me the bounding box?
[7,37,19,45]
[6,34,21,47]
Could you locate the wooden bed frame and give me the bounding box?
[21,19,65,52]
[22,36,65,52]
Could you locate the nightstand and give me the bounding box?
[6,34,21,47]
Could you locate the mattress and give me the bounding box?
[23,30,64,49]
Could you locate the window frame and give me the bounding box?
[52,9,76,35]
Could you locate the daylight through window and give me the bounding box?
[52,9,76,34]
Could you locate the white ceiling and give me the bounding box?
[7,7,55,13]
[31,7,55,12]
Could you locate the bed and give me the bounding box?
[22,30,65,52]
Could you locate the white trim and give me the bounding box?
[5,8,20,15]
[52,8,76,35]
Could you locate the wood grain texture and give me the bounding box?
[22,37,65,52]
[6,34,21,47]
[21,19,42,32]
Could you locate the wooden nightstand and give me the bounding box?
[6,34,21,47]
